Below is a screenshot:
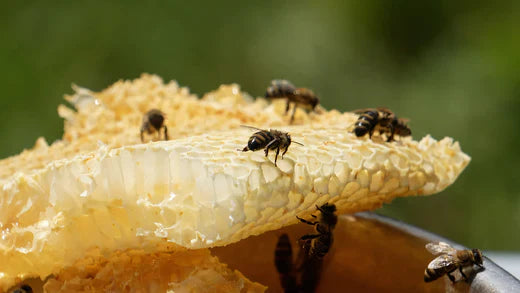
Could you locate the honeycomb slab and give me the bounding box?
[0,74,470,291]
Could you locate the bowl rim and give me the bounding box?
[361,212,520,292]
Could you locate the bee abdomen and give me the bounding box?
[275,234,293,274]
[354,111,378,137]
[354,121,371,137]
[424,268,441,282]
[247,131,273,151]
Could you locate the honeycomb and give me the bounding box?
[0,74,470,291]
[42,248,265,293]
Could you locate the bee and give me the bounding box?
[296,203,337,259]
[265,80,320,124]
[274,234,299,292]
[140,109,168,142]
[353,107,411,142]
[11,285,33,293]
[424,242,484,283]
[240,126,303,167]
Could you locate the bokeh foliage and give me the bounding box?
[2,1,518,250]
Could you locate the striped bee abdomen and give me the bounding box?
[424,268,437,282]
[354,111,378,137]
[424,261,457,282]
[274,234,299,293]
[244,131,274,151]
[274,234,293,274]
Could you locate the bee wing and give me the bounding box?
[351,107,395,115]
[271,79,296,88]
[426,242,456,255]
[351,108,375,114]
[428,254,456,270]
[293,87,315,96]
[375,107,393,113]
[240,125,265,131]
[375,107,397,120]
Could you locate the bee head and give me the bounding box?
[311,96,320,110]
[472,249,483,265]
[147,109,165,129]
[299,88,319,110]
[398,126,412,137]
[396,121,412,137]
[317,203,336,214]
[13,285,33,293]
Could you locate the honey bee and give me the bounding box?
[353,107,411,142]
[265,80,320,124]
[424,242,484,283]
[240,126,303,167]
[11,285,32,293]
[296,203,338,259]
[274,233,299,292]
[140,109,168,142]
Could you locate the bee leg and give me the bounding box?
[299,234,321,241]
[459,267,468,280]
[281,146,288,159]
[310,214,317,219]
[163,126,169,140]
[274,147,280,167]
[264,138,280,159]
[285,100,291,114]
[447,271,456,283]
[296,216,318,226]
[140,130,145,143]
[369,128,374,139]
[387,124,395,142]
[290,104,297,124]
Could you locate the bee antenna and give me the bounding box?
[293,141,304,146]
[240,125,263,131]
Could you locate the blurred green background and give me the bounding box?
[1,1,518,250]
